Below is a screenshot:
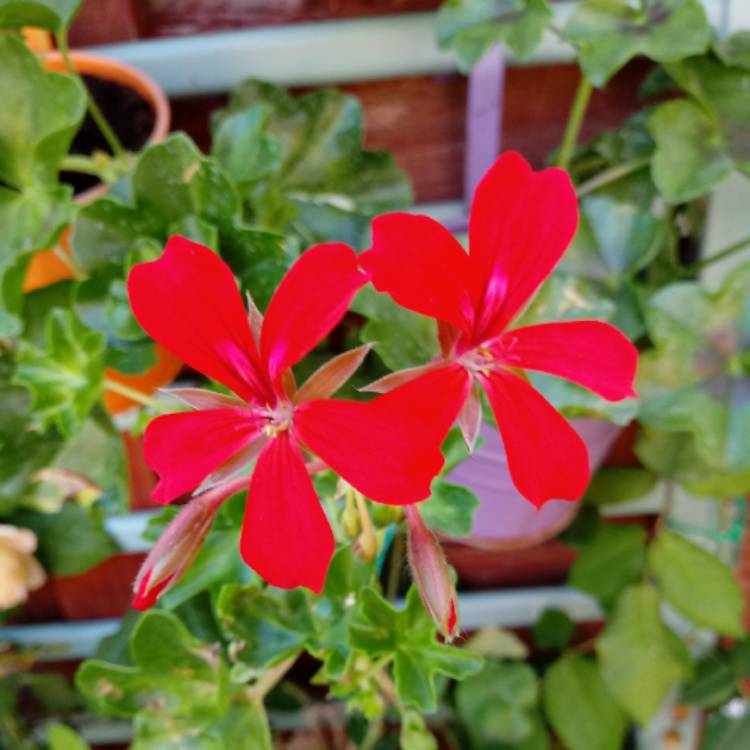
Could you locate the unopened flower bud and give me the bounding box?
[405,505,458,642]
[0,525,46,610]
[133,491,224,610]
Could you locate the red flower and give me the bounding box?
[128,237,465,594]
[360,151,638,508]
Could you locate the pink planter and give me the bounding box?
[447,419,622,549]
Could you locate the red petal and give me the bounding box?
[295,364,471,505]
[128,236,272,404]
[491,321,638,401]
[240,433,334,592]
[468,152,579,341]
[479,369,590,507]
[260,243,367,387]
[144,408,264,504]
[359,213,475,331]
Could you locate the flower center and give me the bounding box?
[256,400,294,437]
[458,345,495,378]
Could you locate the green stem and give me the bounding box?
[685,234,750,274]
[103,377,166,411]
[56,30,125,157]
[576,158,651,197]
[60,154,106,177]
[249,653,298,700]
[361,717,385,750]
[557,76,594,172]
[386,530,404,600]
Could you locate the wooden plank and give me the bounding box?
[69,0,147,47]
[143,0,442,38]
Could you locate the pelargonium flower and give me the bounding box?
[360,151,638,508]
[128,237,466,593]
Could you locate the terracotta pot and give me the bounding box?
[446,418,623,550]
[23,49,170,293]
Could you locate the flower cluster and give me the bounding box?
[128,152,637,608]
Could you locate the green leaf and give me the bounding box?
[76,610,228,720]
[562,0,710,87]
[47,723,91,750]
[400,710,438,750]
[701,708,750,750]
[436,0,552,72]
[649,99,733,203]
[420,479,479,537]
[14,499,117,575]
[680,652,738,709]
[648,530,744,637]
[349,587,482,712]
[14,309,105,436]
[0,34,83,293]
[0,354,63,513]
[584,467,658,507]
[0,0,83,30]
[532,609,575,651]
[543,655,627,750]
[352,285,439,371]
[455,660,538,745]
[637,269,750,489]
[596,584,692,724]
[568,523,647,610]
[71,134,288,310]
[215,81,412,249]
[715,31,750,71]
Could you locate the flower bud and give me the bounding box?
[133,492,222,610]
[405,505,458,642]
[0,525,46,610]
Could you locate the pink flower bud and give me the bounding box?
[405,505,458,642]
[132,476,249,610]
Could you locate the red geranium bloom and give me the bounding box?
[128,237,466,593]
[359,151,638,508]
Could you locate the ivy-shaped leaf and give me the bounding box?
[420,478,479,537]
[649,53,750,202]
[14,309,105,436]
[76,610,228,720]
[0,34,85,325]
[562,0,710,87]
[596,584,692,724]
[348,587,482,712]
[213,81,412,250]
[568,523,647,610]
[72,133,288,311]
[0,0,83,31]
[543,655,627,750]
[436,0,553,72]
[455,660,539,745]
[649,530,744,637]
[637,266,750,490]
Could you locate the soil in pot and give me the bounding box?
[60,74,155,195]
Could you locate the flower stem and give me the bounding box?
[685,234,750,274]
[576,157,651,197]
[248,653,298,701]
[355,490,378,561]
[103,377,166,411]
[60,154,106,176]
[55,30,125,158]
[557,75,594,172]
[386,529,404,599]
